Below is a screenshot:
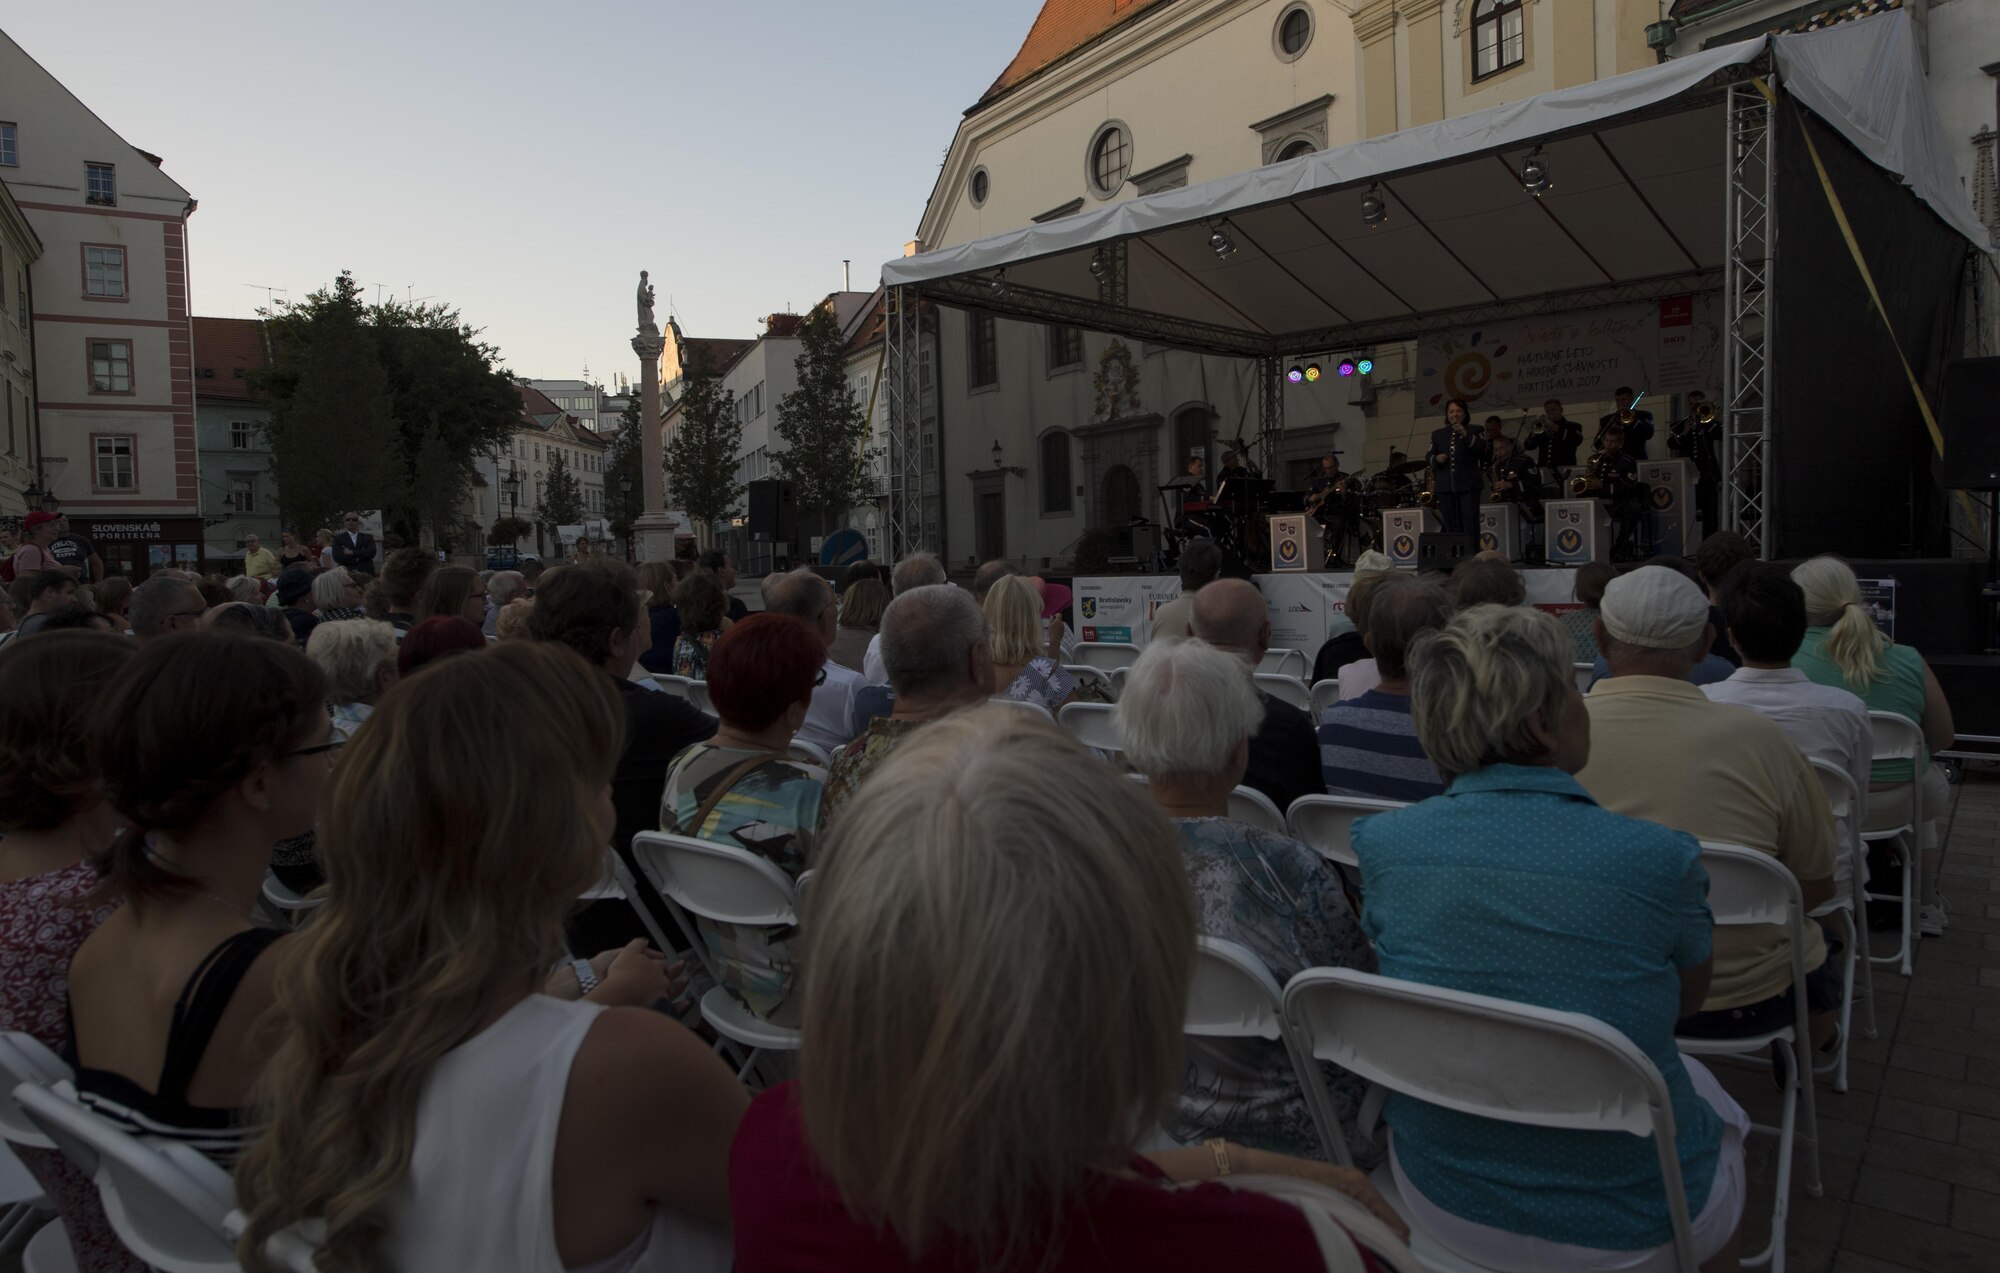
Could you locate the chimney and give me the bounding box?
[843,259,852,291]
[903,239,926,257]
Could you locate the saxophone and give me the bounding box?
[1568,451,1609,496]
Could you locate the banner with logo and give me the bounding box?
[1075,575,1180,645]
[1416,295,1721,419]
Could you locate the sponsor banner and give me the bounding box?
[1417,295,1721,418]
[1075,575,1179,645]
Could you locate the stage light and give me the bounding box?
[1088,248,1107,280]
[1208,224,1237,258]
[1304,363,1322,383]
[989,270,1009,299]
[1357,357,1374,375]
[1286,365,1305,384]
[1522,147,1551,197]
[1360,185,1387,228]
[1337,359,1356,377]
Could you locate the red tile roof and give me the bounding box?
[979,0,1172,107]
[191,317,268,401]
[683,337,755,377]
[518,384,562,417]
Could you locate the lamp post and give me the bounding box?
[501,465,521,554]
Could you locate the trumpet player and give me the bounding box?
[1670,389,1725,537]
[1430,397,1490,536]
[1595,385,1656,460]
[1525,398,1584,469]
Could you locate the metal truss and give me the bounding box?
[1723,81,1775,559]
[1259,357,1284,465]
[883,284,928,558]
[1097,239,1128,309]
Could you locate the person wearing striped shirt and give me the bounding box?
[1318,576,1454,802]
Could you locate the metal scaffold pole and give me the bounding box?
[883,284,926,559]
[1723,79,1776,559]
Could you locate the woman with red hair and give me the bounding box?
[397,616,488,676]
[659,613,826,1027]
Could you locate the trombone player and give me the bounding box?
[1595,385,1656,460]
[1669,389,1724,537]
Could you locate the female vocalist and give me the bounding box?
[1428,398,1489,536]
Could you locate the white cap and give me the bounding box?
[1599,566,1710,650]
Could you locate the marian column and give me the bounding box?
[630,270,677,559]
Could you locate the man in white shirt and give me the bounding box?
[861,553,947,685]
[766,568,863,755]
[1702,561,1870,884]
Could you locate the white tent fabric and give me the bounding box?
[882,11,1988,352]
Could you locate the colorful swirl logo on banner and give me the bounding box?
[1423,331,1512,409]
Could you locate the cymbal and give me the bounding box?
[1384,459,1429,476]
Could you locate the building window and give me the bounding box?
[1472,0,1525,79]
[230,477,255,512]
[1046,324,1083,370]
[1040,432,1073,514]
[969,166,990,208]
[230,421,254,449]
[1274,4,1313,61]
[1278,139,1316,162]
[94,435,135,490]
[969,312,998,390]
[0,123,16,167]
[84,245,127,298]
[89,339,133,393]
[1088,123,1131,198]
[85,162,117,206]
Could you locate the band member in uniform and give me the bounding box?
[1430,398,1490,536]
[1584,425,1648,560]
[1669,389,1724,538]
[1488,435,1543,509]
[1218,449,1261,482]
[1179,454,1211,502]
[1305,451,1356,563]
[1525,398,1584,470]
[1481,415,1512,448]
[1596,386,1655,460]
[1372,450,1415,504]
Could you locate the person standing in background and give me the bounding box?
[331,512,377,575]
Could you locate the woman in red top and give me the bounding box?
[729,704,1409,1273]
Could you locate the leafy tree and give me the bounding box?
[605,395,645,546]
[539,449,585,535]
[664,366,743,535]
[772,306,869,539]
[409,415,467,554]
[488,516,534,546]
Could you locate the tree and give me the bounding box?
[664,366,743,535]
[772,305,869,539]
[408,415,467,554]
[258,273,406,536]
[605,395,645,546]
[539,449,585,536]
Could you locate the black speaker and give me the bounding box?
[1941,357,2000,490]
[746,479,796,542]
[1417,532,1474,567]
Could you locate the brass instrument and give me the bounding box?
[1695,402,1716,425]
[1568,451,1609,496]
[1668,401,1718,449]
[1417,470,1436,507]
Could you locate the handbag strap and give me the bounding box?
[668,749,783,838]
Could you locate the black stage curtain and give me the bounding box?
[1770,100,1968,560]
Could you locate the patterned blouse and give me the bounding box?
[673,630,720,680]
[1165,817,1380,1167]
[816,717,925,832]
[996,656,1077,711]
[1559,607,1600,665]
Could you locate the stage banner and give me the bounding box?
[1075,575,1179,645]
[1416,295,1721,418]
[1259,574,1336,652]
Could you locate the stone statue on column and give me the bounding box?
[636,270,659,338]
[631,269,676,559]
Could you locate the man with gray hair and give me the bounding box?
[1192,578,1323,813]
[1148,538,1224,645]
[484,570,527,638]
[820,582,991,830]
[861,552,949,685]
[130,574,207,640]
[972,559,1021,603]
[765,568,864,755]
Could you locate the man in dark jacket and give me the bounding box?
[331,511,378,575]
[1191,578,1322,816]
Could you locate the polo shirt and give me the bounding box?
[1352,765,1720,1249]
[1317,690,1444,803]
[1577,675,1833,1008]
[1704,667,1871,885]
[242,547,278,580]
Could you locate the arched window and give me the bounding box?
[1040,431,1073,514]
[1472,0,1525,79]
[1278,139,1316,162]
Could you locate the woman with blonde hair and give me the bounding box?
[730,705,1407,1271]
[984,573,1077,711]
[233,641,744,1273]
[830,576,888,673]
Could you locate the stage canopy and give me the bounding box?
[879,12,1989,360]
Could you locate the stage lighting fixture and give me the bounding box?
[1208,224,1237,258]
[1522,147,1551,197]
[1304,363,1322,383]
[1360,185,1387,228]
[989,270,1009,299]
[1357,357,1375,375]
[1088,248,1108,280]
[1337,359,1356,377]
[1286,365,1305,384]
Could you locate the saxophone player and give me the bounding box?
[1583,426,1648,560]
[1525,398,1584,470]
[1669,389,1725,537]
[1595,386,1656,460]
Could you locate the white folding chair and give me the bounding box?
[222,1211,320,1273]
[13,1083,239,1273]
[986,697,1054,721]
[1573,661,1595,692]
[1309,678,1342,722]
[786,738,830,767]
[1862,711,1925,977]
[1226,786,1286,836]
[652,673,695,700]
[1258,648,1308,680]
[627,831,802,1083]
[1286,794,1408,870]
[1063,664,1117,700]
[1808,758,1878,1092]
[1678,842,1824,1268]
[0,1145,47,1266]
[1252,673,1311,712]
[259,872,323,921]
[685,680,719,718]
[0,1034,65,1264]
[22,1218,75,1273]
[1108,666,1130,697]
[1056,701,1120,754]
[1075,641,1142,673]
[1187,938,1348,1165]
[1284,968,1701,1273]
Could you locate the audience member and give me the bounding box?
[1577,566,1838,1045]
[1035,576,1078,663]
[31,607,121,635]
[635,561,680,672]
[698,548,750,623]
[129,574,207,640]
[986,574,1077,711]
[53,515,104,583]
[224,575,264,604]
[860,552,947,684]
[397,616,488,676]
[1450,555,1526,608]
[1705,563,1872,885]
[830,577,887,673]
[1190,578,1323,814]
[4,571,78,641]
[275,567,318,645]
[484,569,527,638]
[818,583,989,830]
[1117,640,1374,1164]
[1328,567,1403,703]
[311,529,336,572]
[838,559,881,595]
[68,633,332,1162]
[312,566,366,622]
[661,614,827,1025]
[764,569,862,756]
[204,600,293,641]
[197,576,232,609]
[671,571,730,680]
[9,511,77,580]
[330,513,377,574]
[275,529,314,573]
[1354,604,1746,1269]
[494,598,535,641]
[415,564,485,627]
[732,705,1406,1272]
[1319,578,1452,801]
[233,641,741,1272]
[1561,561,1615,664]
[307,618,399,744]
[1587,558,1736,688]
[971,558,1020,604]
[1149,539,1223,645]
[377,547,436,631]
[96,575,134,632]
[0,631,139,1273]
[241,534,278,582]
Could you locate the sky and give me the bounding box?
[1,0,1044,384]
